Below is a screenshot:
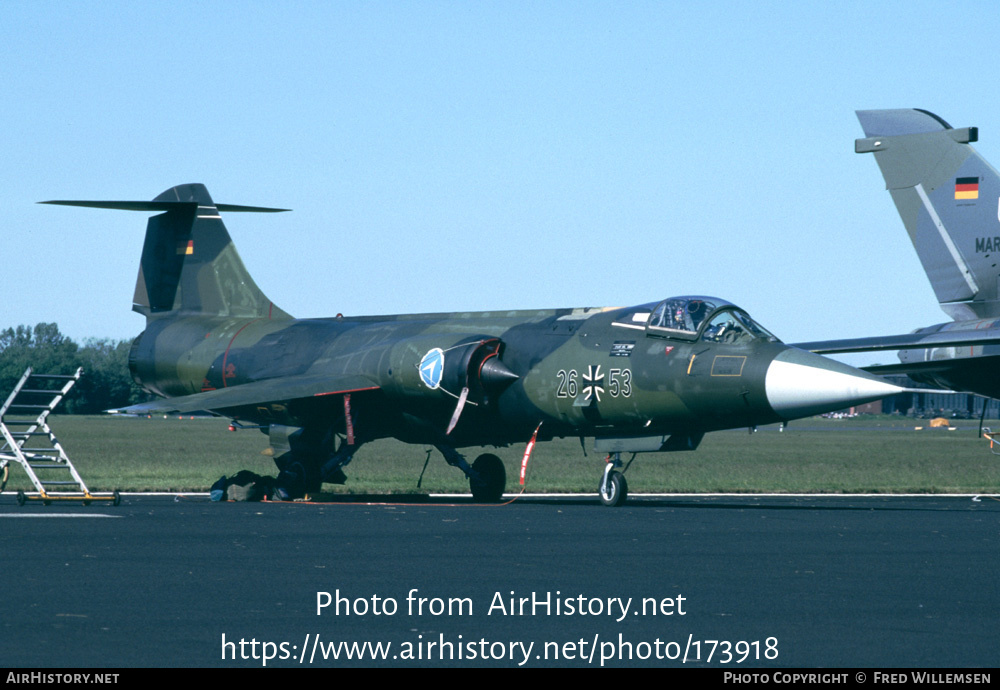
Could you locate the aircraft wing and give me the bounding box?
[859,361,962,376]
[122,373,380,415]
[792,330,1000,354]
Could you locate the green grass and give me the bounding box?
[2,415,999,494]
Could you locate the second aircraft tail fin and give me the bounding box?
[856,108,1000,320]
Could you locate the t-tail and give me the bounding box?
[856,108,1000,321]
[42,183,291,322]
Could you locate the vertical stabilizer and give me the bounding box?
[43,184,292,321]
[856,109,1000,320]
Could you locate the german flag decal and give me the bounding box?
[176,239,194,255]
[955,176,980,200]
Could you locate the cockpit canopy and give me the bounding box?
[647,296,720,335]
[613,296,780,344]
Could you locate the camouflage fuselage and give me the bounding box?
[129,305,789,449]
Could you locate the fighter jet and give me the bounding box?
[44,184,906,505]
[796,109,1000,399]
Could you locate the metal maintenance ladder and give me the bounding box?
[0,367,119,505]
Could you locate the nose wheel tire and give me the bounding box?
[599,471,628,507]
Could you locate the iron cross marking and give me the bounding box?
[582,364,605,402]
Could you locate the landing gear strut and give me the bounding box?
[599,453,629,507]
[271,424,364,500]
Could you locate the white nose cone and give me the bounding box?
[766,348,905,420]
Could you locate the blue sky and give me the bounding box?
[5,1,1000,367]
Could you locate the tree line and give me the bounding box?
[0,323,151,414]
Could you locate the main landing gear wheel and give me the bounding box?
[470,453,506,503]
[599,471,628,507]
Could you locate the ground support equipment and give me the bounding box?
[0,367,119,506]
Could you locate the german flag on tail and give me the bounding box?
[955,176,979,200]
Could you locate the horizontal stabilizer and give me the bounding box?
[43,184,292,320]
[40,200,290,213]
[122,373,380,415]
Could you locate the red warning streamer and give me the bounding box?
[519,422,543,486]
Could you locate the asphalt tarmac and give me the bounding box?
[1,493,996,668]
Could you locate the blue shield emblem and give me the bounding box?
[419,348,445,390]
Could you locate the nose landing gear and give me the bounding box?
[599,453,629,507]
